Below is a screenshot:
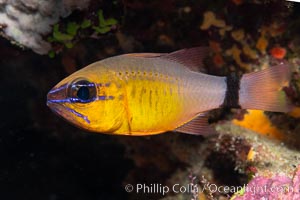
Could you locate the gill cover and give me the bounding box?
[47,63,127,133]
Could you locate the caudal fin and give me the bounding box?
[239,63,292,112]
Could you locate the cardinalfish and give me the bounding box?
[47,47,291,136]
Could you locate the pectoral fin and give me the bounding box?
[174,113,217,136]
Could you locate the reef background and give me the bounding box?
[1,0,300,200]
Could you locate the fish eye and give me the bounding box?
[68,79,97,103]
[77,85,90,100]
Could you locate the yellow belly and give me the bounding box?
[123,78,186,135]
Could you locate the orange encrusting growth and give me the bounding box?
[232,0,243,5]
[247,147,256,161]
[270,46,286,59]
[256,36,268,54]
[213,54,225,67]
[289,107,300,118]
[232,110,285,140]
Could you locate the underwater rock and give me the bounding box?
[215,123,300,179]
[121,122,300,199]
[0,0,90,54]
[232,166,300,200]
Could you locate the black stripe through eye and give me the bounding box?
[68,80,96,103]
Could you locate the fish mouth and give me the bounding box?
[47,83,69,105]
[47,100,69,119]
[47,84,91,125]
[47,96,83,127]
[47,83,73,120]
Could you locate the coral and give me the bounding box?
[213,53,225,67]
[232,110,285,141]
[226,45,251,70]
[148,122,300,200]
[231,166,300,200]
[256,35,268,54]
[209,40,222,53]
[261,22,285,38]
[92,10,118,34]
[199,1,293,74]
[47,9,118,57]
[242,45,258,59]
[231,29,245,42]
[231,0,243,6]
[217,123,300,178]
[0,0,90,54]
[246,147,256,162]
[270,46,287,59]
[200,11,226,30]
[289,107,300,118]
[219,25,233,37]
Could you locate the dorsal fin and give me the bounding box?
[124,53,166,58]
[161,47,210,72]
[124,47,210,72]
[174,112,217,136]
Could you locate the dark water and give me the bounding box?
[0,38,133,200]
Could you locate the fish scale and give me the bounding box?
[104,56,224,134]
[120,66,185,132]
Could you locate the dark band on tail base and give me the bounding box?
[222,73,241,108]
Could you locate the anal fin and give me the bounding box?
[174,113,217,136]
